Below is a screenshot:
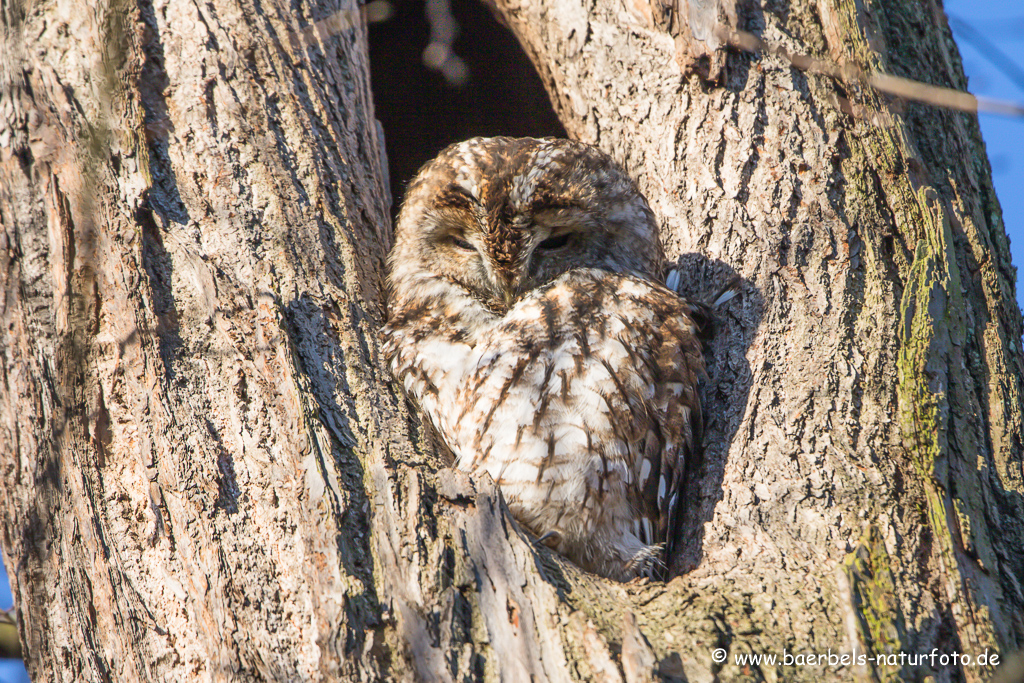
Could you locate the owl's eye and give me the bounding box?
[449,235,475,251]
[537,233,572,251]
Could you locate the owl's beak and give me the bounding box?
[488,264,522,311]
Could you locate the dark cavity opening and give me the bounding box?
[368,0,567,212]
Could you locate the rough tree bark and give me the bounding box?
[0,0,1021,682]
[486,0,1024,678]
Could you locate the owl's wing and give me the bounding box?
[381,309,479,459]
[633,294,709,554]
[472,272,708,548]
[384,269,709,578]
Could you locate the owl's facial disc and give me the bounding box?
[437,228,527,312]
[472,210,591,310]
[420,217,514,312]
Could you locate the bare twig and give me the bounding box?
[948,14,1024,95]
[285,5,1024,118]
[721,27,1024,118]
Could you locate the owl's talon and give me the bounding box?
[623,544,664,580]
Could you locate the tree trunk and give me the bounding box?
[485,0,1024,676]
[1,0,1021,682]
[0,0,395,678]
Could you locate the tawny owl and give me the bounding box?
[382,137,712,581]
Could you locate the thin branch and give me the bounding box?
[947,14,1024,95]
[287,6,1024,119]
[722,28,1024,118]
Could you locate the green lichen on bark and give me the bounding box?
[843,525,903,682]
[100,0,152,186]
[897,186,963,478]
[895,187,1002,656]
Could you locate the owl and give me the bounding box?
[381,137,711,581]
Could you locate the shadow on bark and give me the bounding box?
[668,255,761,577]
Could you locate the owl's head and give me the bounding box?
[387,137,662,313]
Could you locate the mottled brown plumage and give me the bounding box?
[382,137,709,580]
